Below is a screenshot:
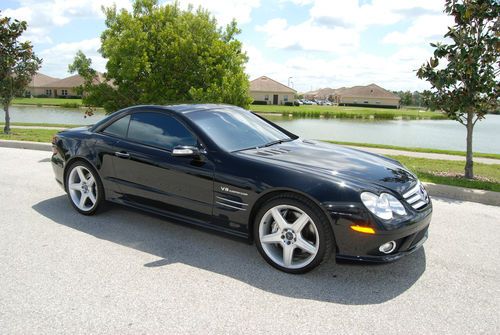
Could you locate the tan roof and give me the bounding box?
[336,84,399,99]
[304,84,399,100]
[29,73,59,87]
[304,87,337,99]
[48,73,105,88]
[250,76,296,93]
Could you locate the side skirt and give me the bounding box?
[107,198,250,242]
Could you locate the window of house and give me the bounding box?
[264,95,269,101]
[127,112,197,150]
[46,89,52,96]
[61,89,68,96]
[364,101,369,104]
[284,95,288,102]
[102,115,131,139]
[375,101,381,104]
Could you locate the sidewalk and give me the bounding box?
[9,125,69,130]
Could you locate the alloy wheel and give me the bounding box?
[67,165,98,212]
[258,205,319,269]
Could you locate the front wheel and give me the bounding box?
[65,161,104,215]
[254,194,335,274]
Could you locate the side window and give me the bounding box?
[127,112,197,150]
[102,115,131,138]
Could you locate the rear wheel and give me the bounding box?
[65,161,104,215]
[254,194,334,274]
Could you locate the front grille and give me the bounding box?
[402,182,429,210]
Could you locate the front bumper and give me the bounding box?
[329,202,432,262]
[336,228,428,262]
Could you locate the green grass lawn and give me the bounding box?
[325,140,500,160]
[0,128,60,142]
[12,97,83,108]
[251,104,447,119]
[389,155,500,192]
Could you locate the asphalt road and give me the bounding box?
[0,147,499,334]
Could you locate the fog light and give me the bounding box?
[379,241,396,254]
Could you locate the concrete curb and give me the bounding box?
[423,182,500,207]
[0,139,52,152]
[1,139,498,206]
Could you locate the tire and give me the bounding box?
[65,160,105,216]
[254,193,335,274]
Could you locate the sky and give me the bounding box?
[1,0,454,93]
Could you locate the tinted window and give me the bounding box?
[184,107,291,152]
[127,112,196,150]
[102,115,131,138]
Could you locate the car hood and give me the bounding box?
[237,139,417,194]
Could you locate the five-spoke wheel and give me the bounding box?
[65,161,103,215]
[255,194,334,273]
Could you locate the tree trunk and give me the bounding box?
[3,104,11,134]
[464,111,474,179]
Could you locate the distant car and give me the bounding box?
[51,104,432,273]
[324,101,332,106]
[294,100,303,106]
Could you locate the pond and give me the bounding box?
[3,105,499,154]
[270,115,500,154]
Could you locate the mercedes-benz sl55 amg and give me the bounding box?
[51,104,432,273]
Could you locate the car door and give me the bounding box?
[110,110,214,224]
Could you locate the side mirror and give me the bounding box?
[172,145,201,157]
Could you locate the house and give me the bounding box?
[26,72,106,98]
[303,83,400,108]
[335,84,400,108]
[26,73,60,97]
[249,76,296,105]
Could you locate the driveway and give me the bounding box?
[0,147,499,334]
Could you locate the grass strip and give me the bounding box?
[325,140,500,160]
[0,128,60,142]
[388,155,500,192]
[252,104,447,120]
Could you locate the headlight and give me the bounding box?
[360,192,407,220]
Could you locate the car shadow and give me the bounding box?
[33,196,426,305]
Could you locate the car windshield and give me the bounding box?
[184,107,293,152]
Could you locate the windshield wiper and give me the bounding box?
[261,138,294,148]
[232,138,294,153]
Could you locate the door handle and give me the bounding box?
[114,151,130,159]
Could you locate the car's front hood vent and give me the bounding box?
[254,148,292,157]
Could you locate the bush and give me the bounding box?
[284,102,295,106]
[60,102,80,108]
[252,100,268,105]
[35,94,49,98]
[58,95,82,99]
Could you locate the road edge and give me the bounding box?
[0,139,52,152]
[1,139,498,206]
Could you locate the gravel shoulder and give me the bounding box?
[0,147,499,334]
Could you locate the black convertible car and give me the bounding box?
[51,104,432,273]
